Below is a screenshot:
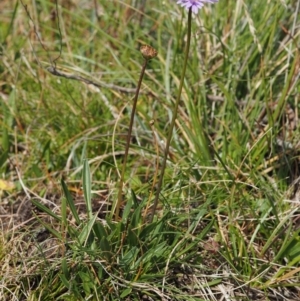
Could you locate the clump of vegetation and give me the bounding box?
[0,0,299,300]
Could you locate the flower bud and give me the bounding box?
[140,45,158,60]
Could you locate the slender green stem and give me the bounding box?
[115,58,148,220]
[150,8,192,222]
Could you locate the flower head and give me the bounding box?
[140,45,158,60]
[177,0,218,14]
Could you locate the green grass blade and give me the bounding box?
[82,159,93,220]
[61,178,81,225]
[31,199,61,222]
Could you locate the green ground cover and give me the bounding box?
[0,0,300,300]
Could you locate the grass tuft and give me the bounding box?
[0,0,300,300]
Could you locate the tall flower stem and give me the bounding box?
[115,58,149,220]
[150,8,192,222]
[115,44,158,221]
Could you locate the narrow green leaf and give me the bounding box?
[0,150,8,169]
[31,199,61,222]
[83,159,92,220]
[120,287,132,298]
[122,197,133,223]
[93,222,108,241]
[61,179,81,225]
[59,274,70,290]
[78,214,97,246]
[130,189,140,209]
[31,213,62,240]
[61,258,70,280]
[99,236,111,254]
[131,205,142,229]
[61,196,67,228]
[78,271,92,295]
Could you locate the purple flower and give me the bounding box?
[177,0,219,14]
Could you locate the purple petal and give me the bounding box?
[177,0,218,13]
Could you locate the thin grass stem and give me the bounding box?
[115,58,149,220]
[150,8,192,222]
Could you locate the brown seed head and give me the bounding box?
[140,45,158,60]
